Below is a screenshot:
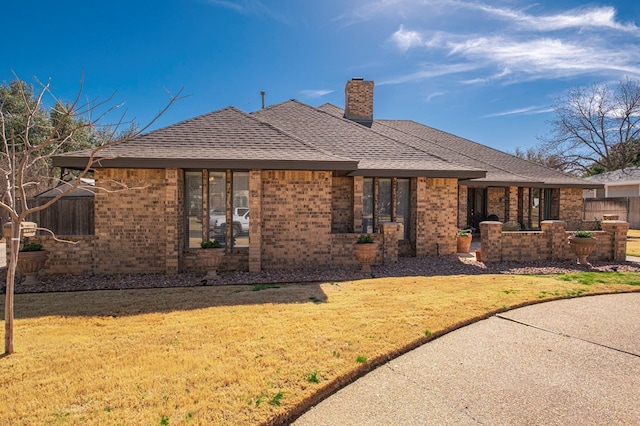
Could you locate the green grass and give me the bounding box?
[627,229,640,257]
[556,272,640,286]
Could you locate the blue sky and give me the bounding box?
[3,0,640,153]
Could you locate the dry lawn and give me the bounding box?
[627,229,640,256]
[1,273,640,425]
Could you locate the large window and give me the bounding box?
[185,170,249,249]
[363,177,411,240]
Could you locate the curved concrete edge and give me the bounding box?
[292,292,640,426]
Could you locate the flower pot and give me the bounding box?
[353,242,378,274]
[17,250,48,285]
[456,234,472,253]
[198,248,225,280]
[568,236,597,266]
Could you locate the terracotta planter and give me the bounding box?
[17,250,48,285]
[568,237,597,266]
[457,235,472,253]
[198,248,225,280]
[353,242,378,274]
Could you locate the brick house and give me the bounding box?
[50,78,601,275]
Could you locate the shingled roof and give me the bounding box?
[53,95,600,189]
[53,106,357,171]
[253,100,485,178]
[318,103,598,188]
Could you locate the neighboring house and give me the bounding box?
[582,167,640,228]
[583,167,640,198]
[50,78,601,275]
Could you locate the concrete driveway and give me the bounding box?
[293,293,640,425]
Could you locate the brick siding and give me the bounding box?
[332,176,354,233]
[260,170,333,269]
[480,220,628,263]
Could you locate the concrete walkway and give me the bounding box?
[293,293,640,425]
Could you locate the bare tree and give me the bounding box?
[541,78,640,175]
[1,73,181,354]
[511,146,569,172]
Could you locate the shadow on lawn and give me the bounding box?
[2,282,329,319]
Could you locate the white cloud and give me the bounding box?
[467,3,640,33]
[206,0,288,23]
[447,36,640,78]
[379,63,481,85]
[483,106,554,118]
[390,25,425,51]
[300,89,334,98]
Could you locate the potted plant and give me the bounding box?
[17,241,48,285]
[353,234,378,274]
[568,230,597,266]
[456,230,472,253]
[198,239,225,280]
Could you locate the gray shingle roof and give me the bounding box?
[318,103,598,188]
[583,167,640,184]
[53,97,601,189]
[54,106,357,171]
[253,100,485,178]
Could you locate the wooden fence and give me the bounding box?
[30,197,94,236]
[583,197,639,229]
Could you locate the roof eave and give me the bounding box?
[349,170,486,179]
[53,156,359,172]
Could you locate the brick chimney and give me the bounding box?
[344,78,374,127]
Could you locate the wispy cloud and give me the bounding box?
[466,3,640,33]
[385,2,640,86]
[205,0,289,23]
[483,106,554,118]
[379,63,480,85]
[300,89,334,99]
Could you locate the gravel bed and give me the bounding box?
[5,255,640,294]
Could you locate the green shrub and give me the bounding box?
[356,235,374,244]
[201,240,222,249]
[20,242,43,252]
[574,230,593,238]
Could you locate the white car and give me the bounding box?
[210,208,249,236]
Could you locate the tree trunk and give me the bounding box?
[4,222,21,355]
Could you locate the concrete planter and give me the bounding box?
[198,248,225,280]
[353,242,378,273]
[17,250,48,285]
[568,237,597,266]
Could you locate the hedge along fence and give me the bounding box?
[479,220,629,263]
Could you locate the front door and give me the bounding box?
[467,187,487,232]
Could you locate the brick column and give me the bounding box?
[601,220,630,261]
[249,170,262,272]
[541,220,567,261]
[164,168,180,274]
[380,222,400,264]
[353,176,363,233]
[414,177,428,257]
[480,221,502,262]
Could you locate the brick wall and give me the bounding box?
[508,187,519,222]
[420,178,458,255]
[560,188,583,230]
[93,168,170,274]
[260,170,333,269]
[458,186,468,228]
[26,235,95,275]
[487,187,506,221]
[480,220,628,263]
[332,176,354,233]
